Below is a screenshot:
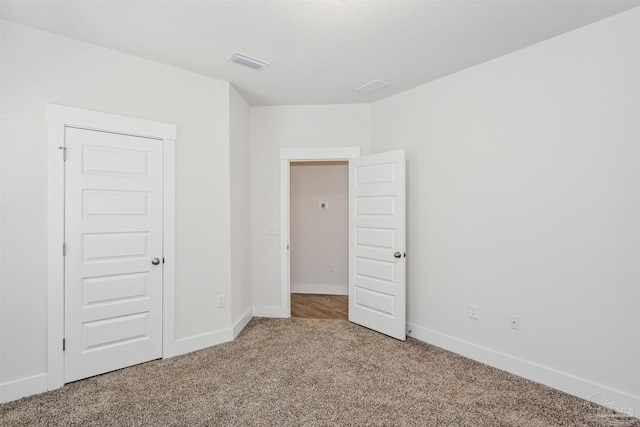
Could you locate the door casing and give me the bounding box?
[46,104,176,391]
[279,147,361,318]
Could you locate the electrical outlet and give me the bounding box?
[468,304,478,320]
[217,294,226,308]
[509,314,520,330]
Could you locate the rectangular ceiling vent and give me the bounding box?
[229,52,269,71]
[354,79,389,94]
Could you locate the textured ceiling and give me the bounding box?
[2,0,639,106]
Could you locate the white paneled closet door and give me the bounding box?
[64,127,163,382]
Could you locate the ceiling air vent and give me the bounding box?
[229,52,269,71]
[354,80,389,94]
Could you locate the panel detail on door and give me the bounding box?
[82,232,148,262]
[355,197,396,216]
[83,313,148,350]
[355,257,395,284]
[82,145,149,177]
[82,273,148,306]
[354,287,395,316]
[355,162,396,186]
[355,227,396,250]
[83,190,149,217]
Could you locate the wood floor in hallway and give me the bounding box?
[291,293,348,320]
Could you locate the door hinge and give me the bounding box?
[63,338,66,351]
[62,243,67,256]
[59,146,67,161]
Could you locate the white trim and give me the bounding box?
[280,147,361,161]
[46,122,65,391]
[232,308,254,338]
[279,147,360,318]
[161,138,177,357]
[408,322,639,419]
[291,283,348,295]
[46,104,176,390]
[47,104,176,139]
[0,374,48,403]
[279,159,291,318]
[171,329,234,357]
[253,305,284,318]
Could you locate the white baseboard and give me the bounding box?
[0,373,48,403]
[233,308,254,338]
[168,328,234,358]
[291,282,348,295]
[407,322,638,419]
[253,305,284,318]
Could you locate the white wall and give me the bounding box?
[290,161,348,295]
[229,85,253,335]
[0,20,234,399]
[250,105,371,314]
[372,7,640,411]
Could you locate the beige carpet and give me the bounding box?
[1,318,638,426]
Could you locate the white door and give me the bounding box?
[64,127,163,382]
[349,149,406,340]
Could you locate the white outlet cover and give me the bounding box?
[509,314,520,330]
[468,304,478,320]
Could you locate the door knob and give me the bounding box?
[151,257,161,265]
[394,252,402,258]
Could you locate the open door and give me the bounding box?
[349,149,406,340]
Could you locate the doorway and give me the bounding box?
[278,147,361,319]
[289,161,348,320]
[279,147,407,341]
